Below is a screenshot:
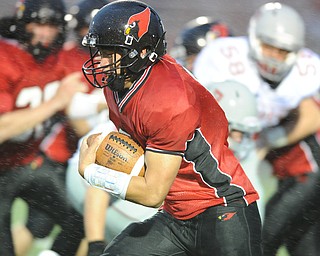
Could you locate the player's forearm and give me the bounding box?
[0,98,62,143]
[287,98,320,144]
[84,187,109,241]
[69,118,92,137]
[83,164,166,208]
[125,152,181,207]
[125,175,166,208]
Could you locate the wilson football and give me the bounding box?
[95,131,145,177]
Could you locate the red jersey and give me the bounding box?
[268,142,319,178]
[0,39,68,169]
[104,55,259,220]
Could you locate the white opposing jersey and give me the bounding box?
[193,36,320,127]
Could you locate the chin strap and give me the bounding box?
[108,69,144,92]
[108,75,126,92]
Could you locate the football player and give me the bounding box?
[204,80,269,220]
[79,1,263,255]
[193,2,320,255]
[0,0,87,255]
[63,2,162,255]
[33,0,110,255]
[11,1,109,255]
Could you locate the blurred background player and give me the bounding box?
[11,0,110,255]
[169,16,231,72]
[63,1,112,255]
[204,80,265,218]
[193,2,320,255]
[0,0,88,255]
[57,0,110,136]
[40,0,109,168]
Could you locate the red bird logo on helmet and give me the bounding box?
[124,7,151,45]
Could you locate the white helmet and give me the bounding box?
[206,80,261,160]
[248,2,305,83]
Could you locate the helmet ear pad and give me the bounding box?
[124,45,161,74]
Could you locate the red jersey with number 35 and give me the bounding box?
[104,54,259,220]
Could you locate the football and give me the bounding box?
[94,131,145,177]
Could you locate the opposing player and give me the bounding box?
[9,1,110,255]
[170,16,231,72]
[0,0,87,255]
[193,2,320,255]
[78,1,262,255]
[204,80,268,218]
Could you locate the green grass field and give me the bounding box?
[12,198,59,256]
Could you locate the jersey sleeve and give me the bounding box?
[0,42,21,114]
[0,91,14,113]
[0,66,14,113]
[147,106,199,155]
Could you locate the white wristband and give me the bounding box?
[84,163,131,199]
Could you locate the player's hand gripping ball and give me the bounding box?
[92,131,145,177]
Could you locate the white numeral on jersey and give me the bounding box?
[14,81,60,142]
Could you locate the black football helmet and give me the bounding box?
[66,0,109,34]
[15,0,66,62]
[82,0,167,91]
[170,16,231,67]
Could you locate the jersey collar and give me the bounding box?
[114,66,152,112]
